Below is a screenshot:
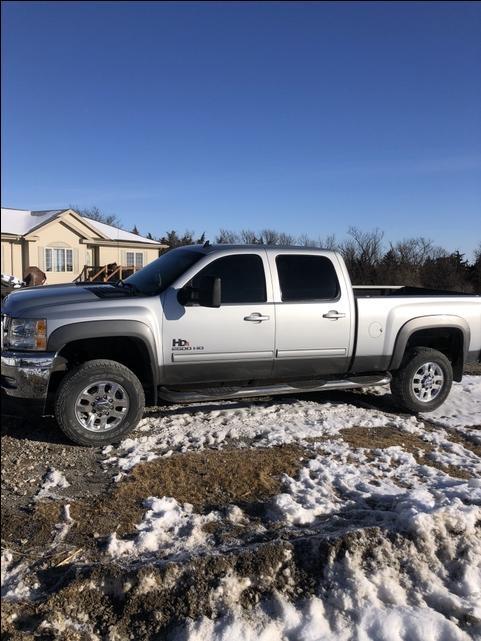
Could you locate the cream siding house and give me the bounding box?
[1,208,166,285]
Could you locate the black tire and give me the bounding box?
[390,347,453,413]
[55,359,145,446]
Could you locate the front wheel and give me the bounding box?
[390,347,453,413]
[55,359,145,446]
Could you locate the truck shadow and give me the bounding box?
[1,413,73,445]
[1,389,405,447]
[145,388,404,421]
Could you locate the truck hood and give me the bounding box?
[2,283,132,318]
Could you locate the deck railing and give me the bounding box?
[74,264,141,283]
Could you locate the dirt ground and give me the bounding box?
[1,370,480,640]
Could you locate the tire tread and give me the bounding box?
[390,347,452,413]
[55,359,145,446]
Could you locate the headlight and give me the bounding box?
[6,318,47,350]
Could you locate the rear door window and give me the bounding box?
[276,255,340,301]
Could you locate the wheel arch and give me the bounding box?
[389,315,470,382]
[47,321,159,405]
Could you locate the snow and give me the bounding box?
[0,551,35,602]
[173,595,475,641]
[103,376,481,640]
[1,273,24,287]
[269,441,481,529]
[103,378,480,478]
[35,467,70,500]
[84,217,161,244]
[0,207,160,244]
[103,397,419,475]
[421,376,481,429]
[1,503,74,601]
[0,208,62,235]
[107,496,219,559]
[171,493,481,640]
[3,375,480,639]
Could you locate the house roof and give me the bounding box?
[83,217,160,244]
[1,208,63,235]
[1,208,161,245]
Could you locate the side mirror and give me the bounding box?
[199,276,221,308]
[177,286,193,306]
[177,277,221,308]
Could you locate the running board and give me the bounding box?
[158,373,392,404]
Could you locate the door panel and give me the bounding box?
[161,251,275,385]
[162,294,275,384]
[269,252,353,379]
[273,301,351,377]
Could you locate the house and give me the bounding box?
[1,208,167,284]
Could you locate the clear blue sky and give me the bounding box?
[2,1,481,254]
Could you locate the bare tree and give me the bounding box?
[278,232,296,246]
[70,205,122,228]
[339,227,384,284]
[471,243,481,293]
[261,229,280,245]
[133,222,478,291]
[240,229,261,244]
[216,229,240,244]
[297,234,317,247]
[347,227,384,264]
[319,234,338,250]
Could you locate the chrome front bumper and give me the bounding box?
[1,351,59,400]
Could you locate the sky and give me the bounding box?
[2,1,481,255]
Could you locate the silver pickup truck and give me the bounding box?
[2,244,480,445]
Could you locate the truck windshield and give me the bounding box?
[123,247,204,295]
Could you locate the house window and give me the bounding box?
[45,248,73,272]
[126,252,144,269]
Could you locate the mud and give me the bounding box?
[3,524,480,640]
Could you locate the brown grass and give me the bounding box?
[23,445,308,551]
[439,430,481,458]
[340,425,432,454]
[339,425,473,479]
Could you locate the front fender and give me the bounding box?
[47,320,160,395]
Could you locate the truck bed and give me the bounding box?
[353,285,477,298]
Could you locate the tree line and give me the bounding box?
[71,207,481,293]
[155,226,481,293]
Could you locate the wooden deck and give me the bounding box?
[74,264,141,283]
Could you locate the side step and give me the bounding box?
[158,373,392,404]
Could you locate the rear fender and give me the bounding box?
[389,315,470,380]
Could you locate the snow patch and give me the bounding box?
[0,550,35,602]
[104,397,416,475]
[36,468,70,500]
[107,496,219,559]
[421,376,481,428]
[173,594,474,641]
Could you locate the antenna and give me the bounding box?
[203,240,210,248]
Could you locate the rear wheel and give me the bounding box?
[390,347,453,413]
[55,359,145,446]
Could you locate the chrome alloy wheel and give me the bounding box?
[411,362,444,403]
[74,380,130,432]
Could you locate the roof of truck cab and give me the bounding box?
[187,244,336,254]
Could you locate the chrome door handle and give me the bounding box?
[244,313,270,323]
[322,310,346,320]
